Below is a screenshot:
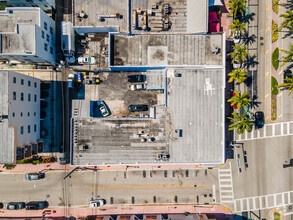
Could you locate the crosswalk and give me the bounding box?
[235,121,293,141]
[218,163,234,205]
[234,191,293,213]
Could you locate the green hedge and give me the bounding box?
[272,20,279,42]
[271,76,279,95]
[272,47,279,70]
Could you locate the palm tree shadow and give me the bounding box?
[245,55,259,69]
[250,95,261,109]
[282,1,293,10]
[241,12,255,23]
[281,29,293,39]
[242,33,256,46]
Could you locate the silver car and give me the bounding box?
[25,173,45,181]
[6,202,25,210]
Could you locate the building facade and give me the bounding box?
[0,70,42,164]
[0,0,55,12]
[0,7,56,65]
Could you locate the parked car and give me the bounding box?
[233,30,241,44]
[92,77,100,84]
[25,173,45,181]
[163,4,170,14]
[40,91,49,99]
[40,100,47,108]
[233,60,242,69]
[40,82,50,90]
[59,152,67,165]
[68,73,75,89]
[78,57,96,64]
[77,72,83,83]
[88,199,105,208]
[284,69,292,81]
[129,105,148,112]
[98,101,110,117]
[130,84,146,91]
[128,75,146,83]
[0,203,3,209]
[255,111,264,129]
[6,202,25,210]
[25,201,48,210]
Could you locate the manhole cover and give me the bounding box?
[260,37,264,40]
[204,194,207,197]
[260,42,264,46]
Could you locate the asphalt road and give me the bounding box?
[0,168,219,208]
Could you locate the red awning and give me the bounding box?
[208,11,218,23]
[209,22,220,33]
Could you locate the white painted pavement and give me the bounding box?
[234,191,293,213]
[218,162,235,206]
[235,121,293,141]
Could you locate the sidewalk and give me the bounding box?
[0,204,233,219]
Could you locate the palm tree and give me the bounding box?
[227,0,246,18]
[227,90,252,110]
[228,68,247,84]
[228,112,253,134]
[228,19,247,36]
[228,44,249,64]
[280,43,293,66]
[279,10,293,32]
[278,75,293,95]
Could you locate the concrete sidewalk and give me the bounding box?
[0,204,233,219]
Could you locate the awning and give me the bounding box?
[209,0,224,7]
[209,12,218,23]
[209,22,220,33]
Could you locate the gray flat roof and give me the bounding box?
[72,68,225,165]
[73,0,129,32]
[111,33,223,67]
[0,71,15,164]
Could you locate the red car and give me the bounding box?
[232,92,238,109]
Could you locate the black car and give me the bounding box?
[284,69,292,81]
[129,105,148,112]
[40,82,50,90]
[25,201,48,210]
[40,100,47,108]
[127,75,146,83]
[40,91,49,99]
[0,202,3,209]
[255,111,264,128]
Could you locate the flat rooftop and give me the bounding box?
[72,68,225,165]
[131,0,207,33]
[73,0,129,32]
[110,33,223,67]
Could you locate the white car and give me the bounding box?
[130,84,146,91]
[233,60,242,69]
[233,30,241,44]
[98,101,110,117]
[78,57,96,64]
[89,199,105,208]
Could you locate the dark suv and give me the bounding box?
[255,111,264,129]
[128,75,146,82]
[25,201,48,210]
[129,105,148,112]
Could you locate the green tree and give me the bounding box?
[228,68,247,84]
[228,112,253,134]
[227,90,252,110]
[279,10,293,32]
[228,44,249,64]
[228,19,247,36]
[227,0,246,18]
[278,75,293,95]
[280,43,293,66]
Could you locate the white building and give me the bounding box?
[0,70,42,164]
[0,7,56,65]
[0,0,55,12]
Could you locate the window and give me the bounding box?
[21,92,24,101]
[44,43,48,51]
[50,26,53,34]
[46,34,49,42]
[34,94,37,102]
[13,77,16,83]
[34,112,36,116]
[13,91,16,100]
[42,30,44,39]
[50,47,53,54]
[44,22,47,30]
[28,81,31,86]
[28,112,30,117]
[20,126,24,135]
[20,112,23,117]
[34,82,37,88]
[21,79,24,85]
[34,124,37,132]
[27,125,31,133]
[12,112,15,117]
[28,93,31,102]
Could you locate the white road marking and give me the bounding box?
[218,162,235,205]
